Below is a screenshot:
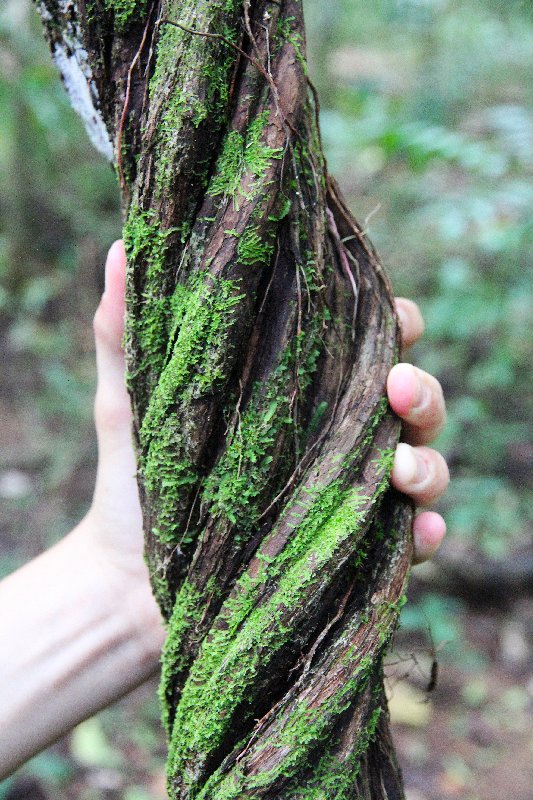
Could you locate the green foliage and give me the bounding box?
[0,3,121,580]
[70,718,123,768]
[0,751,73,799]
[0,8,120,293]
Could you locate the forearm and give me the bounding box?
[0,516,165,779]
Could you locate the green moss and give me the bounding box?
[159,579,206,735]
[307,401,329,437]
[196,653,382,798]
[138,272,245,547]
[201,391,290,529]
[201,355,291,530]
[142,418,198,547]
[161,375,399,793]
[148,565,174,627]
[140,272,244,441]
[210,130,246,201]
[125,218,252,552]
[200,318,323,533]
[372,396,389,428]
[281,704,383,799]
[149,9,241,195]
[372,446,395,478]
[158,324,325,747]
[209,111,283,207]
[276,15,306,72]
[166,483,371,792]
[268,194,292,222]
[376,593,408,644]
[253,658,375,785]
[124,208,177,387]
[124,8,402,793]
[237,225,275,266]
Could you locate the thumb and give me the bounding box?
[93,240,132,444]
[93,239,127,376]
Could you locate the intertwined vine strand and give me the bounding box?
[37,1,412,797]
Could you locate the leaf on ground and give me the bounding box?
[387,681,432,727]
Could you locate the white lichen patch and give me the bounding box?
[37,0,114,162]
[52,43,114,161]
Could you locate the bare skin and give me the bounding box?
[0,241,449,778]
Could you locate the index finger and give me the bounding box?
[394,298,425,349]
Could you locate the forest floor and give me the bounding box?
[391,587,533,800]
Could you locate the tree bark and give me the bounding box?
[37,2,413,797]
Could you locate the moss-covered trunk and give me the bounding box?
[37,1,413,797]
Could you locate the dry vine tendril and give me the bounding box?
[38,1,413,797]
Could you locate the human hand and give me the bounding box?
[90,242,448,581]
[388,299,449,563]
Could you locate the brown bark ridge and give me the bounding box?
[37,1,413,797]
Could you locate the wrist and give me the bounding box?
[74,513,166,662]
[0,521,165,778]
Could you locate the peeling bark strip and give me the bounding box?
[37,1,413,797]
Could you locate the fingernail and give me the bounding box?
[413,450,428,484]
[103,251,112,296]
[394,443,428,485]
[103,240,125,298]
[413,370,431,412]
[394,443,417,483]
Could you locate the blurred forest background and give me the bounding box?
[0,0,532,798]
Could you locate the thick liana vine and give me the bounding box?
[37,1,413,798]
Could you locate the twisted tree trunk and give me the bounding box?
[38,1,413,797]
